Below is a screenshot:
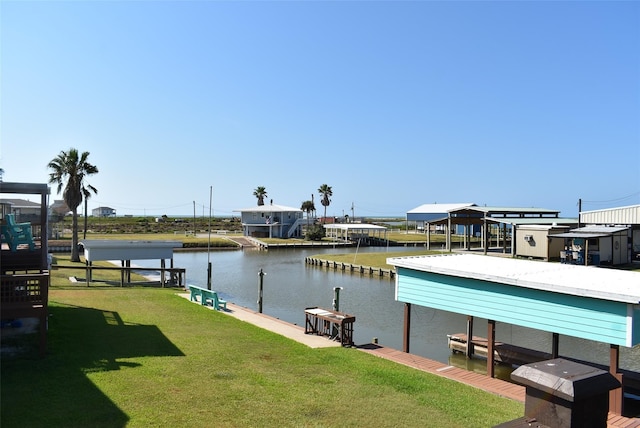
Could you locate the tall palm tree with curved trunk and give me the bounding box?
[253,186,267,206]
[318,184,332,223]
[48,148,98,262]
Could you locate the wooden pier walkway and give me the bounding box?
[304,256,396,278]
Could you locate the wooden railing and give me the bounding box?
[1,272,49,356]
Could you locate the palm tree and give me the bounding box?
[48,148,98,262]
[253,186,267,206]
[301,200,315,228]
[318,184,332,223]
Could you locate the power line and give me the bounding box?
[581,191,640,205]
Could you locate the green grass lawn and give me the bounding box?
[1,257,523,428]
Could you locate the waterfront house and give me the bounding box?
[234,202,304,239]
[92,206,117,217]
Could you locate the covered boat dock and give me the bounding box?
[80,240,184,287]
[387,253,640,415]
[323,223,387,244]
[422,206,577,254]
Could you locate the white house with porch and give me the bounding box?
[234,203,305,239]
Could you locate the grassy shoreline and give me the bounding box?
[1,255,524,427]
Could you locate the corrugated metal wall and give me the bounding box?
[581,205,640,225]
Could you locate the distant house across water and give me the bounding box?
[234,202,304,239]
[92,206,117,217]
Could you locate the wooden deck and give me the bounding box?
[358,343,640,427]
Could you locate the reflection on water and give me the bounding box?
[136,247,640,373]
[449,352,515,379]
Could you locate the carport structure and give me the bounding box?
[387,253,640,415]
[80,240,183,287]
[323,223,387,243]
[424,206,576,254]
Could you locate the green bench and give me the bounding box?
[188,285,227,311]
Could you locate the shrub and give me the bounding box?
[305,224,325,241]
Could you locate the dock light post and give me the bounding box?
[258,269,266,313]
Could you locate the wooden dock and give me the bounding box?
[448,333,640,400]
[304,257,395,279]
[448,333,553,366]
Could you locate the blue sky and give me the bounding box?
[2,1,639,218]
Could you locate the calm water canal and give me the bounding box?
[138,247,640,374]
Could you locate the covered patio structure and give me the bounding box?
[549,225,631,266]
[387,253,640,415]
[80,240,184,287]
[323,223,387,244]
[424,206,576,254]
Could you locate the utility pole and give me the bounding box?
[207,186,212,290]
[578,198,582,228]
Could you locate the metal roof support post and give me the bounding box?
[465,316,474,358]
[585,239,589,266]
[426,222,431,250]
[502,223,507,254]
[447,217,451,251]
[487,319,495,378]
[483,218,488,255]
[402,303,411,353]
[552,332,559,358]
